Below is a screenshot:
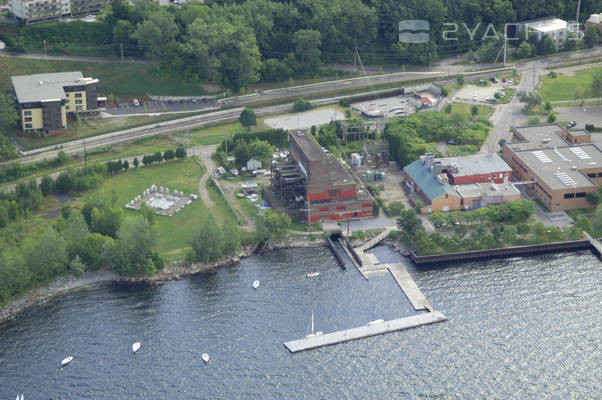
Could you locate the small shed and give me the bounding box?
[246,157,262,171]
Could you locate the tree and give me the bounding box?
[133,157,139,168]
[139,203,155,226]
[540,35,556,56]
[132,10,179,62]
[293,29,321,68]
[239,108,257,130]
[142,155,152,167]
[0,205,8,228]
[516,41,532,59]
[123,160,129,171]
[0,93,18,131]
[61,202,72,220]
[163,149,175,161]
[592,69,602,105]
[23,227,68,283]
[544,101,552,111]
[39,176,55,196]
[263,210,291,238]
[68,255,86,277]
[292,98,313,112]
[498,138,506,151]
[153,151,163,163]
[175,146,186,159]
[584,26,600,48]
[520,92,542,111]
[516,222,530,235]
[547,113,556,123]
[248,139,272,165]
[63,213,90,259]
[0,247,30,302]
[222,220,241,254]
[444,104,452,114]
[190,216,223,262]
[471,105,479,116]
[116,215,158,276]
[112,19,135,44]
[457,75,465,86]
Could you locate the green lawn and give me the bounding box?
[0,56,216,97]
[84,158,208,260]
[445,102,494,118]
[539,67,602,102]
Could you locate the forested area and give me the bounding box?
[1,0,600,91]
[384,111,492,167]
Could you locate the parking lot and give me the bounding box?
[555,106,602,128]
[105,98,218,116]
[264,108,344,130]
[351,95,420,119]
[454,81,514,103]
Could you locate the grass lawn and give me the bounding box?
[445,102,494,118]
[0,56,215,97]
[84,157,208,260]
[539,67,602,102]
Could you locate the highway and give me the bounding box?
[3,47,601,167]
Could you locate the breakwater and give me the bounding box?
[410,239,596,265]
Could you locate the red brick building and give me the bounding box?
[288,130,374,223]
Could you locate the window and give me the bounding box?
[66,106,70,110]
[319,207,328,212]
[564,193,575,199]
[587,173,596,178]
[576,192,586,198]
[445,194,448,199]
[335,205,346,211]
[24,110,32,116]
[25,123,32,128]
[75,93,82,98]
[597,172,602,178]
[75,99,82,104]
[24,117,32,122]
[362,203,372,208]
[76,106,83,111]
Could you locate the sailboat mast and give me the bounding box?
[310,311,314,334]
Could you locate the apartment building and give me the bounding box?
[519,17,570,49]
[11,71,99,134]
[8,0,106,23]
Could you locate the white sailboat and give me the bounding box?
[305,311,323,337]
[61,356,73,367]
[132,342,141,353]
[252,280,260,289]
[367,319,384,326]
[202,353,210,363]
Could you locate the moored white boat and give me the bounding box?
[61,356,73,367]
[367,319,384,326]
[132,342,141,353]
[305,311,323,337]
[202,353,210,363]
[305,272,320,278]
[252,280,260,289]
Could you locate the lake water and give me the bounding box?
[0,246,600,399]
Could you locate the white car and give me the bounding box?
[132,99,140,107]
[472,95,478,102]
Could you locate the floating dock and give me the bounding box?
[284,311,447,353]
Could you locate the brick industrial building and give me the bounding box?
[403,153,520,213]
[268,130,374,223]
[504,124,602,211]
[11,71,99,134]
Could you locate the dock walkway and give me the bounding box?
[355,226,397,252]
[284,311,447,353]
[584,231,602,258]
[387,263,431,311]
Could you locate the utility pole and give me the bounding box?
[83,137,87,175]
[120,43,124,64]
[503,34,507,66]
[428,52,432,72]
[353,45,357,73]
[576,0,582,22]
[43,40,46,57]
[224,133,228,159]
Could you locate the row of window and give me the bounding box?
[563,192,587,199]
[535,181,552,199]
[586,172,602,178]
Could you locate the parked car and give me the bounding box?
[191,97,198,104]
[486,97,497,102]
[502,78,507,83]
[490,77,499,83]
[566,121,577,129]
[168,99,174,104]
[115,102,121,108]
[472,95,478,102]
[132,99,140,107]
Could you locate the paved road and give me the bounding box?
[0,50,151,64]
[197,145,217,209]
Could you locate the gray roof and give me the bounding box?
[11,71,95,103]
[438,153,512,177]
[510,124,569,151]
[512,145,599,190]
[290,130,327,161]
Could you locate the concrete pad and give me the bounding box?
[264,108,344,130]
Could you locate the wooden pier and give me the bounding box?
[584,232,602,258]
[284,311,447,353]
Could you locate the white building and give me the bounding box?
[8,0,106,23]
[246,157,262,171]
[519,18,570,49]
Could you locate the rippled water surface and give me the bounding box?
[1,247,600,399]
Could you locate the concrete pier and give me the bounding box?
[584,231,602,258]
[387,263,431,311]
[284,311,447,353]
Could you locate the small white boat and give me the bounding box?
[305,311,323,337]
[61,356,73,367]
[202,353,210,363]
[252,280,260,289]
[367,319,385,326]
[132,342,141,353]
[305,272,320,278]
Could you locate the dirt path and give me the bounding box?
[197,144,218,209]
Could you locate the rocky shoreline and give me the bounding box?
[0,236,327,325]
